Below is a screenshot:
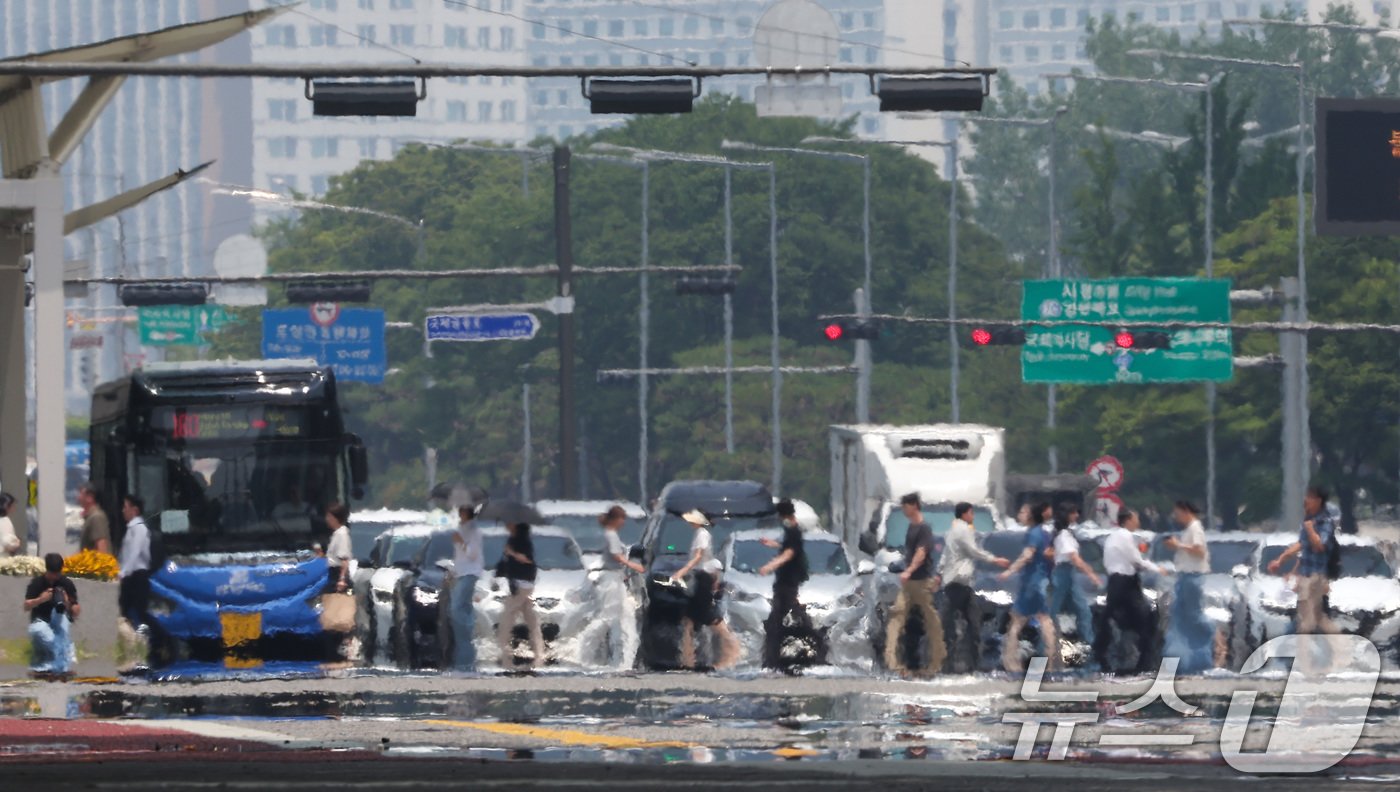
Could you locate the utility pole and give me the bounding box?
[554,146,578,498]
[854,288,871,422]
[1281,277,1304,538]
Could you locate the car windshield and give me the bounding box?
[884,505,995,549]
[1207,541,1258,575]
[655,513,780,555]
[729,538,850,576]
[545,514,646,553]
[386,533,428,567]
[480,533,583,571]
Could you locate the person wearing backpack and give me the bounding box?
[758,499,812,671]
[1268,486,1339,637]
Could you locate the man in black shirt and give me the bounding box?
[883,493,946,677]
[24,553,80,676]
[759,500,814,671]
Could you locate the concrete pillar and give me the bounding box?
[0,235,28,540]
[32,176,66,555]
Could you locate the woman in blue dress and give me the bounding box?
[998,502,1061,672]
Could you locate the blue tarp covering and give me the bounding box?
[150,557,329,640]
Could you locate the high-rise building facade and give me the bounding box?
[0,0,255,413]
[250,0,530,198]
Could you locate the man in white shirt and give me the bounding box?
[1094,509,1161,673]
[597,505,645,669]
[1163,500,1214,673]
[117,495,152,632]
[448,504,485,672]
[936,502,1009,672]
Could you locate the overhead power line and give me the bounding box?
[67,264,742,285]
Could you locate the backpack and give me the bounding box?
[1325,522,1341,580]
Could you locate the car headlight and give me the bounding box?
[412,587,439,607]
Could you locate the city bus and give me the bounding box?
[90,359,368,665]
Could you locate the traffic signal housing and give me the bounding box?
[674,276,737,296]
[822,319,881,341]
[1115,330,1172,350]
[970,326,1026,346]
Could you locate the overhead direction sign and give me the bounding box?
[425,313,541,342]
[138,305,231,346]
[1021,278,1233,385]
[262,305,386,383]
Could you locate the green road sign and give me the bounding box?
[138,305,231,346]
[1021,278,1233,385]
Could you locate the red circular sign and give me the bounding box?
[1086,455,1125,492]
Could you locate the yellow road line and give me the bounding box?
[425,719,695,750]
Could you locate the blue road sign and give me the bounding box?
[425,313,541,342]
[262,306,387,383]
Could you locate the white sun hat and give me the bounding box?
[681,509,710,527]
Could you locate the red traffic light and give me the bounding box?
[971,328,993,346]
[1115,331,1135,349]
[824,323,844,341]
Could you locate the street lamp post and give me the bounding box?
[802,135,962,421]
[1128,47,1310,534]
[1047,72,1222,528]
[723,139,874,424]
[955,111,1067,472]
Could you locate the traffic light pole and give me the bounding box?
[554,146,579,499]
[855,288,871,423]
[723,165,736,452]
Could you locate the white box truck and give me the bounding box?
[829,424,1007,560]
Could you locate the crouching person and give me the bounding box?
[25,553,80,676]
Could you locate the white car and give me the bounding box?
[533,499,647,569]
[438,525,603,669]
[1245,532,1400,664]
[352,523,435,667]
[719,528,876,670]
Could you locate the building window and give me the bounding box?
[1260,2,1273,13]
[532,23,545,39]
[710,18,723,34]
[447,100,467,121]
[478,26,491,48]
[737,51,749,66]
[502,0,514,11]
[1052,43,1067,59]
[1023,10,1040,27]
[478,101,493,122]
[389,0,413,8]
[268,99,296,120]
[583,54,598,66]
[267,26,297,46]
[840,11,854,28]
[1027,81,1041,96]
[311,0,338,9]
[1078,8,1091,25]
[556,89,568,105]
[709,52,725,66]
[501,27,514,49]
[1000,45,1014,63]
[358,0,373,8]
[1025,45,1040,62]
[609,53,623,65]
[637,54,650,65]
[1235,2,1250,16]
[559,55,572,66]
[357,24,376,43]
[534,90,548,106]
[634,19,648,36]
[559,21,572,37]
[840,46,853,62]
[1182,5,1197,21]
[502,100,516,121]
[1051,7,1067,27]
[864,117,878,134]
[610,19,625,37]
[359,138,377,158]
[683,17,699,35]
[863,11,877,27]
[842,82,854,99]
[1156,5,1171,20]
[583,20,599,37]
[736,15,753,32]
[390,25,414,45]
[269,137,298,158]
[310,26,338,46]
[865,46,877,63]
[445,26,467,47]
[311,137,340,158]
[311,175,330,195]
[1208,1,1223,17]
[1076,43,1087,58]
[659,18,674,36]
[269,174,297,194]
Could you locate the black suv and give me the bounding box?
[634,480,779,669]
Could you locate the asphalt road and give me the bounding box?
[4,668,1400,785]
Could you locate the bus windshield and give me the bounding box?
[135,440,342,555]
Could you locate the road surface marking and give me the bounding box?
[424,719,694,749]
